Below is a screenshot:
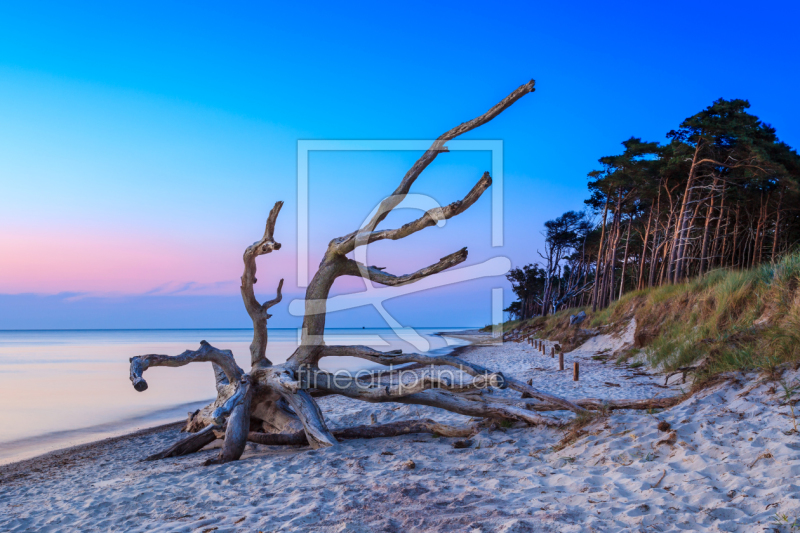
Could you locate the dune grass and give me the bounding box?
[509,251,800,377]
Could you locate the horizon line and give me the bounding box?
[0,326,481,333]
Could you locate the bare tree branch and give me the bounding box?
[306,375,564,427]
[211,376,251,425]
[208,376,254,464]
[249,366,338,448]
[123,80,628,466]
[338,172,492,253]
[280,390,338,449]
[526,395,682,412]
[459,390,684,413]
[247,419,477,446]
[291,81,538,365]
[145,423,223,461]
[301,368,506,400]
[341,247,468,287]
[129,341,243,393]
[241,200,284,367]
[320,345,496,379]
[317,345,587,413]
[330,81,535,255]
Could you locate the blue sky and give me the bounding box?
[1,0,798,328]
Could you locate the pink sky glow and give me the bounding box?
[0,229,290,295]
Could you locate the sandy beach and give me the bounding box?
[2,328,799,532]
[5,7,799,532]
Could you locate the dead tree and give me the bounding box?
[128,80,601,464]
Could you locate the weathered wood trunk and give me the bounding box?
[125,80,681,465]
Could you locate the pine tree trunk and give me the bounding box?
[710,183,726,269]
[698,177,719,276]
[648,229,661,288]
[773,188,784,263]
[732,204,740,268]
[719,203,729,268]
[591,197,610,312]
[619,218,632,300]
[637,207,654,290]
[753,196,767,268]
[670,141,703,283]
[678,190,705,280]
[606,192,622,305]
[659,210,676,286]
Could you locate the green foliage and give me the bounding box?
[512,251,800,379]
[481,319,524,333]
[503,96,800,325]
[773,512,800,531]
[780,380,800,433]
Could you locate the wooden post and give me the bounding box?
[550,347,555,358]
[559,352,564,371]
[573,361,580,381]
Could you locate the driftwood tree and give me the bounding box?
[128,80,590,464]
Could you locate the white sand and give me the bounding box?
[2,329,799,532]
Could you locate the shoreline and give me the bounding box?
[0,421,184,483]
[0,400,213,467]
[0,329,474,468]
[4,327,798,531]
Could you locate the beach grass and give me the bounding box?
[509,250,800,378]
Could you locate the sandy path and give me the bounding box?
[2,330,799,532]
[451,319,686,404]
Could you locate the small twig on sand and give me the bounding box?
[652,469,667,488]
[748,451,773,469]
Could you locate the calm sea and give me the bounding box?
[0,327,470,464]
